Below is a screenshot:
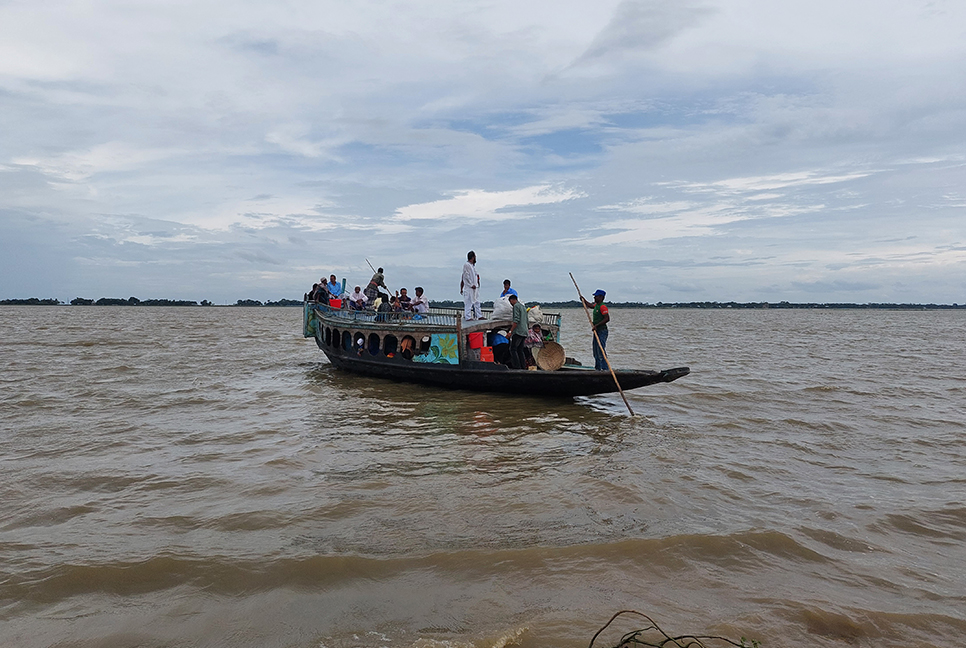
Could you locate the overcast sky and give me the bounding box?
[2,0,964,304]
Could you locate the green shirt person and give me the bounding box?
[508,294,528,370]
[580,289,610,370]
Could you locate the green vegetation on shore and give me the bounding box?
[0,298,62,306]
[0,297,302,306]
[439,299,966,310]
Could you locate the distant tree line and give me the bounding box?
[439,299,966,310]
[64,297,208,306]
[0,297,302,306]
[590,301,966,310]
[62,297,303,306]
[2,297,963,309]
[523,300,966,310]
[0,298,62,305]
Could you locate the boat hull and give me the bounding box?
[322,349,689,397]
[305,301,689,397]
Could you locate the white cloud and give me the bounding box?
[176,197,341,232]
[575,0,714,65]
[598,199,696,215]
[670,169,876,195]
[584,200,825,244]
[12,143,181,182]
[265,125,350,160]
[392,185,585,222]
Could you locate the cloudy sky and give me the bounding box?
[2,0,964,304]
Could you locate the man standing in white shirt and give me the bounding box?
[460,250,482,321]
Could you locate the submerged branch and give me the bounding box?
[590,610,760,648]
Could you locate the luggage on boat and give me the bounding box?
[492,295,513,319]
[527,304,544,324]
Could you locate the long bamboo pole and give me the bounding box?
[569,273,635,416]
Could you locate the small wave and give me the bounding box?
[871,509,966,542]
[792,605,873,643]
[798,527,882,553]
[2,554,411,605]
[483,626,529,648]
[0,505,97,532]
[779,603,966,645]
[56,339,147,348]
[0,530,835,605]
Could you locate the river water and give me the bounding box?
[1,306,964,647]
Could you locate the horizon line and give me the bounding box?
[2,297,964,309]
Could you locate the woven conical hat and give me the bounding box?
[536,341,565,371]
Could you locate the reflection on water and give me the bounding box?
[1,306,965,647]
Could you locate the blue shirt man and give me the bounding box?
[500,279,518,298]
[327,274,343,297]
[490,330,510,365]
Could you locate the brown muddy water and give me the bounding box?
[1,306,965,647]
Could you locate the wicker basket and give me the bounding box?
[536,341,565,371]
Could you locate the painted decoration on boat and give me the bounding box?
[412,333,459,364]
[304,306,319,338]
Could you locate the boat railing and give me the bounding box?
[427,305,561,328]
[310,303,458,327]
[307,301,561,329]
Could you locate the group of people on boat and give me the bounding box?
[306,250,613,372]
[459,250,524,319]
[306,269,429,316]
[465,247,611,372]
[459,249,550,369]
[484,321,547,369]
[306,275,344,303]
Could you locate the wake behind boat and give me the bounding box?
[303,300,689,397]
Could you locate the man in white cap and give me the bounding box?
[348,286,367,310]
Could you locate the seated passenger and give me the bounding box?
[348,286,367,310]
[525,324,544,348]
[375,294,392,322]
[399,336,415,360]
[524,324,544,367]
[411,286,429,314]
[491,330,510,366]
[310,282,329,302]
[500,279,518,298]
[397,288,413,311]
[327,274,343,297]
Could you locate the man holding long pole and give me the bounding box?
[570,275,633,416]
[581,289,610,371]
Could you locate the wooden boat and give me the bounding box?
[303,301,689,397]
